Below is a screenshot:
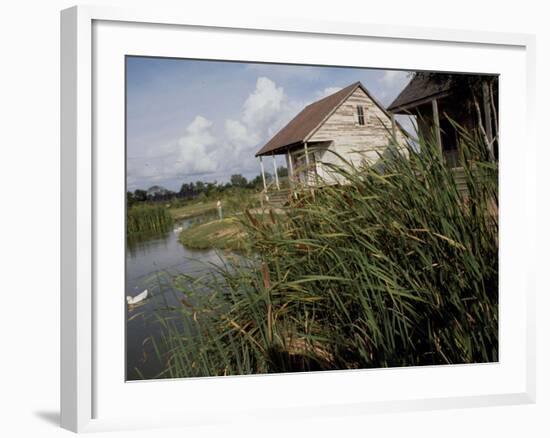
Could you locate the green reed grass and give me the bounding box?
[127,204,174,236]
[152,130,498,378]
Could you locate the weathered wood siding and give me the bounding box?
[307,87,407,183]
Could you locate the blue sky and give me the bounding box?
[126,57,413,191]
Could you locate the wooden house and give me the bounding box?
[255,81,407,192]
[387,73,498,167]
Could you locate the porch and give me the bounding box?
[256,141,331,201]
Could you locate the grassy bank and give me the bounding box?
[153,130,498,378]
[170,201,218,220]
[178,217,246,251]
[178,209,286,251]
[169,188,261,221]
[127,204,173,236]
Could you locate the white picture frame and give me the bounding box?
[60,4,536,433]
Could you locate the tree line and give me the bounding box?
[127,167,288,207]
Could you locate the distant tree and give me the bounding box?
[195,181,205,193]
[127,191,135,207]
[230,174,248,188]
[205,182,218,196]
[249,174,268,189]
[134,189,147,202]
[146,185,170,200]
[147,185,165,193]
[179,182,190,194]
[277,166,288,178]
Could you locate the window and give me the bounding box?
[357,105,365,125]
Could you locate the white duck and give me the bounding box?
[127,289,148,305]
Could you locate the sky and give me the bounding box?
[126,57,414,192]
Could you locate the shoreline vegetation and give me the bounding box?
[177,209,286,251]
[170,201,219,221]
[171,189,262,251]
[151,131,499,379]
[178,217,246,251]
[126,187,263,239]
[127,204,174,236]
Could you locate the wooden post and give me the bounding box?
[482,81,495,161]
[312,151,319,185]
[391,113,397,144]
[286,150,294,181]
[216,200,223,220]
[287,149,296,198]
[272,153,280,190]
[304,142,311,186]
[304,142,314,197]
[259,156,267,192]
[431,99,443,159]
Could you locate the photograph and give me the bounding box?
[125,57,499,381]
[2,0,544,435]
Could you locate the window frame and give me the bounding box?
[357,105,365,125]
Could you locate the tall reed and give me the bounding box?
[153,130,498,378]
[127,204,174,236]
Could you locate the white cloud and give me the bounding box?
[315,86,342,99]
[173,115,218,174]
[185,115,212,136]
[381,70,408,86]
[130,115,219,186]
[242,77,286,129]
[129,77,310,188]
[377,70,412,105]
[227,77,302,157]
[224,119,259,150]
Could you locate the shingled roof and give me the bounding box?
[255,81,393,157]
[387,74,453,113]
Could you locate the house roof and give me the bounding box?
[387,74,453,113]
[255,81,394,157]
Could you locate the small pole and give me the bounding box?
[287,150,294,181]
[272,153,280,190]
[482,81,495,161]
[304,142,311,186]
[304,142,314,197]
[287,149,296,199]
[391,114,397,144]
[431,99,443,160]
[216,200,223,220]
[259,156,267,192]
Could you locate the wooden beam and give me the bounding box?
[259,156,267,192]
[391,91,452,114]
[304,142,310,186]
[431,99,443,159]
[287,149,296,198]
[391,114,397,144]
[272,153,280,190]
[286,150,294,181]
[482,81,495,161]
[304,142,315,197]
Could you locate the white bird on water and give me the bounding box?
[127,289,148,305]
